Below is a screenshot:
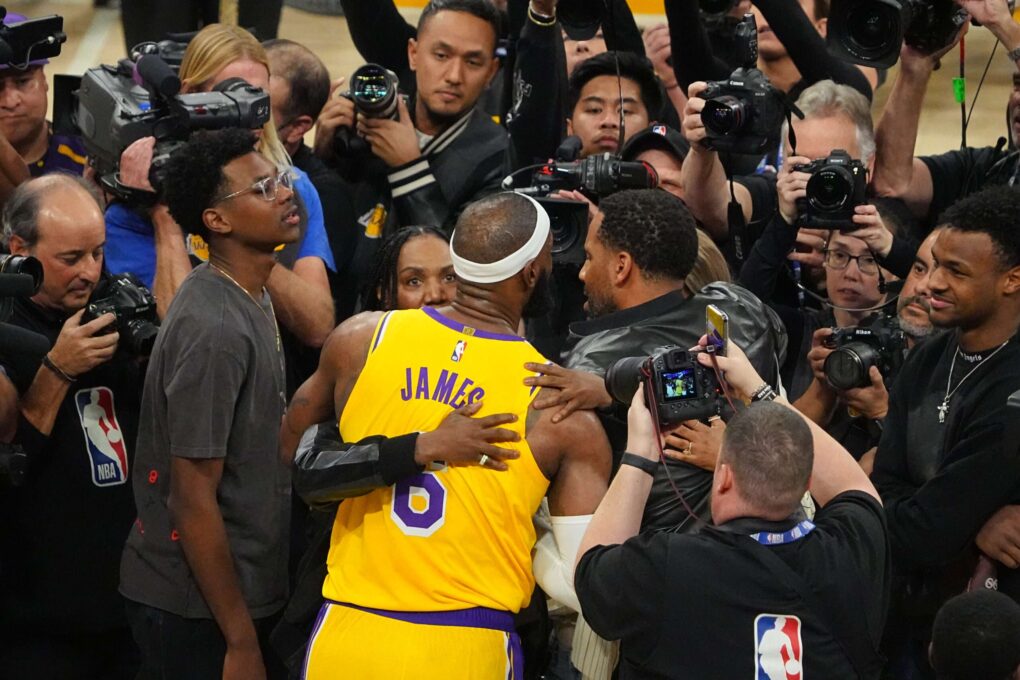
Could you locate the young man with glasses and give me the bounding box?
[119,129,300,679]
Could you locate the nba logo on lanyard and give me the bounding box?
[74,387,129,487]
[754,614,803,680]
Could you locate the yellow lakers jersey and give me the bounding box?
[325,307,551,614]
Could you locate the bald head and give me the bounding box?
[451,193,543,265]
[3,174,102,249]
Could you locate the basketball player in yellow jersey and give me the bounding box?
[290,192,612,679]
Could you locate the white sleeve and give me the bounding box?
[533,514,593,614]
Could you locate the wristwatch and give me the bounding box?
[1008,45,1020,64]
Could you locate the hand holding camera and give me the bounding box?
[693,337,764,402]
[841,366,890,420]
[681,81,711,149]
[48,308,119,379]
[356,92,421,168]
[777,154,813,225]
[119,136,157,193]
[313,77,354,161]
[849,204,894,258]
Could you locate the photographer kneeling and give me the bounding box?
[574,339,890,679]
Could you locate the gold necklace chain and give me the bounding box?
[208,262,282,352]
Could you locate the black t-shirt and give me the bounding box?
[872,331,1020,623]
[0,298,143,635]
[921,145,1017,229]
[576,491,890,679]
[120,265,291,620]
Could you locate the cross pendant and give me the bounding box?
[937,399,949,424]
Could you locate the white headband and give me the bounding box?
[450,194,551,284]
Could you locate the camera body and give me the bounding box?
[795,150,868,230]
[824,314,906,390]
[700,15,791,155]
[75,56,270,200]
[606,346,725,425]
[81,274,160,357]
[828,0,968,68]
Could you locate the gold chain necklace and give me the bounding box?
[208,262,282,352]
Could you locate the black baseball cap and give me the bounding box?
[621,124,690,163]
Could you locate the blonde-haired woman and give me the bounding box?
[106,23,335,345]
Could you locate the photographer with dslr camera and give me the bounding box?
[872,0,1020,226]
[574,338,890,679]
[0,175,143,679]
[871,187,1020,677]
[313,0,507,235]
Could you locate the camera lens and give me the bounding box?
[605,356,648,405]
[350,64,399,119]
[0,254,43,292]
[844,2,901,60]
[824,342,881,390]
[807,167,853,212]
[124,319,159,356]
[702,96,748,136]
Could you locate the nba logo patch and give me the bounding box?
[74,387,129,487]
[754,614,803,680]
[653,124,667,136]
[451,340,467,362]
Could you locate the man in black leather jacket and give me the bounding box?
[526,189,786,532]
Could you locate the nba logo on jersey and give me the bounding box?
[74,387,129,487]
[754,614,803,680]
[451,340,467,362]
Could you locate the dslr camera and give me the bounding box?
[794,149,868,230]
[828,0,969,68]
[81,274,160,357]
[334,63,402,157]
[824,314,906,390]
[606,346,725,425]
[75,54,270,201]
[700,14,799,155]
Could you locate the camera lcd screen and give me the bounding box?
[660,369,698,402]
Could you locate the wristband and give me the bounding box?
[1007,45,1020,64]
[42,354,76,383]
[750,383,778,403]
[620,452,658,476]
[528,2,556,26]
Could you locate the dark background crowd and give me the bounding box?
[1,0,1020,678]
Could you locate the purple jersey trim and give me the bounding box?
[302,602,331,679]
[370,312,394,352]
[422,307,524,342]
[331,600,516,632]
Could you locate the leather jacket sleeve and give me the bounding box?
[293,421,423,509]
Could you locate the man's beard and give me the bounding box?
[897,296,934,339]
[584,287,617,319]
[522,270,554,319]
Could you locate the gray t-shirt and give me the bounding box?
[120,263,290,619]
